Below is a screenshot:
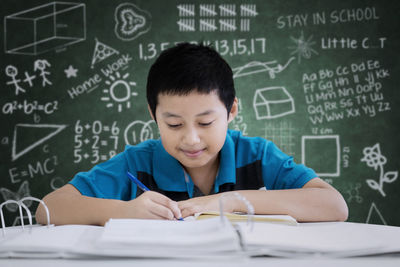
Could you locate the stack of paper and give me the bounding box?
[1,219,400,259]
[238,221,400,257]
[0,218,242,259]
[0,225,103,258]
[92,217,242,258]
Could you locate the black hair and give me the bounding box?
[146,42,235,120]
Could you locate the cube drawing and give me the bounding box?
[4,2,86,55]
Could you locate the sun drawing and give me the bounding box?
[101,71,138,112]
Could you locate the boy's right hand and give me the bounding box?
[125,191,182,220]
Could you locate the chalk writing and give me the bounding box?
[74,120,120,164]
[8,156,58,184]
[302,59,391,124]
[138,38,266,61]
[277,6,379,29]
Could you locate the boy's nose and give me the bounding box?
[182,128,200,146]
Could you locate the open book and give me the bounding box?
[194,212,298,226]
[2,195,400,259]
[3,218,400,259]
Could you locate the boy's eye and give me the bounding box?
[167,124,182,128]
[199,121,214,126]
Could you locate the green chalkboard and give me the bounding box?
[1,0,399,226]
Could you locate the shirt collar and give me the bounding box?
[214,131,236,192]
[153,141,188,192]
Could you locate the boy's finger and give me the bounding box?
[149,192,183,220]
[148,201,175,220]
[168,201,183,220]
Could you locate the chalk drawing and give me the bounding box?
[101,71,138,112]
[124,120,158,145]
[240,4,258,17]
[4,2,86,55]
[5,65,26,95]
[302,135,340,177]
[264,121,295,156]
[177,4,257,32]
[366,202,387,225]
[232,57,295,79]
[0,181,31,212]
[288,31,318,63]
[34,59,52,87]
[178,4,195,16]
[240,19,250,31]
[345,183,363,203]
[253,87,295,119]
[200,4,217,16]
[114,3,151,41]
[6,60,52,92]
[91,38,119,69]
[177,19,195,32]
[23,71,36,87]
[231,98,248,136]
[361,143,398,197]
[219,19,236,31]
[219,4,236,16]
[12,123,67,161]
[199,19,217,32]
[64,65,78,78]
[50,177,66,190]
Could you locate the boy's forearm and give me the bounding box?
[233,188,348,222]
[36,190,126,226]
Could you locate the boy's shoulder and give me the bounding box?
[227,129,271,160]
[124,138,161,154]
[227,129,267,147]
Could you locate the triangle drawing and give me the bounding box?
[366,202,387,225]
[12,124,67,161]
[90,38,119,69]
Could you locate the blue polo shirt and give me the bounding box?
[69,130,317,201]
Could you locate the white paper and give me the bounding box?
[239,221,400,255]
[97,217,241,252]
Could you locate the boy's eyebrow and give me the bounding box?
[162,110,216,118]
[196,110,215,117]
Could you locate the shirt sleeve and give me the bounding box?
[260,140,317,190]
[69,151,134,200]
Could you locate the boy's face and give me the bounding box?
[153,91,237,170]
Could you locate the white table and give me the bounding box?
[1,255,400,267]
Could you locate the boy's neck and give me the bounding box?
[184,154,220,195]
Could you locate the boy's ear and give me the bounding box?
[147,104,155,121]
[227,97,238,123]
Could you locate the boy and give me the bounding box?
[36,43,348,226]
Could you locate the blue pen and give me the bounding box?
[126,171,184,221]
[127,171,150,192]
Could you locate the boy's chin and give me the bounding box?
[178,158,210,169]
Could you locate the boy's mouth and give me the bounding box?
[181,149,205,158]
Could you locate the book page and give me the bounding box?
[0,225,102,255]
[97,217,241,252]
[238,221,400,255]
[194,212,298,226]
